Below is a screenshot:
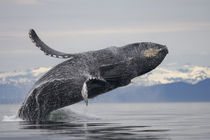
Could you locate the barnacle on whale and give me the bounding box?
[144,48,159,57]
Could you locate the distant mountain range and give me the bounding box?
[0,64,210,104]
[93,78,210,102]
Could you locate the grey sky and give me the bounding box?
[0,0,210,71]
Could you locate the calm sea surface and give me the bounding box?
[0,103,210,140]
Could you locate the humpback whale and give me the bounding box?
[18,29,168,121]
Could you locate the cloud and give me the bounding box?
[2,22,210,39]
[39,22,210,37]
[0,31,25,39]
[15,0,39,5]
[200,51,209,55]
[0,50,40,55]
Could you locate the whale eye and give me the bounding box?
[144,48,159,57]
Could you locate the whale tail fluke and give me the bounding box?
[29,29,74,59]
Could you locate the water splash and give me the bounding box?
[48,107,100,122]
[2,115,23,122]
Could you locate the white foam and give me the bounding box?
[2,115,23,122]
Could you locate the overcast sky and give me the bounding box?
[0,0,210,71]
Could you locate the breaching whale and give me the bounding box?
[18,29,168,121]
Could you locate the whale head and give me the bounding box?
[120,42,168,77]
[137,42,168,75]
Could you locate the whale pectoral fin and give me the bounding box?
[86,78,109,96]
[29,29,74,59]
[81,78,109,105]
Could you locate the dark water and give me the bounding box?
[0,103,210,140]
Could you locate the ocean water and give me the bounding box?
[0,103,210,140]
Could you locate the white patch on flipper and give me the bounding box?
[81,82,88,106]
[63,55,69,58]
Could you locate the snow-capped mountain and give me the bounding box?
[0,67,51,85]
[0,64,210,86]
[132,64,210,86]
